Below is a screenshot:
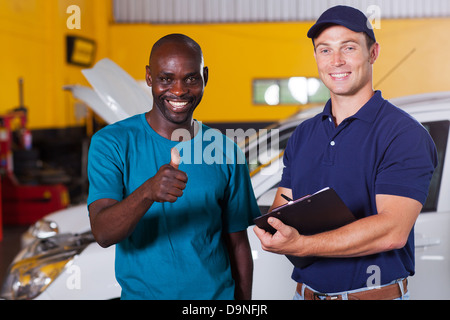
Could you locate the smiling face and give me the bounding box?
[146,39,208,136]
[313,25,379,99]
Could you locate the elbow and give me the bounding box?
[90,218,117,248]
[96,238,113,249]
[91,229,115,248]
[94,235,112,248]
[383,235,408,252]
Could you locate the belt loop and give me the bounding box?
[300,283,306,298]
[397,278,407,299]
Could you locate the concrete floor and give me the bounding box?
[0,225,28,288]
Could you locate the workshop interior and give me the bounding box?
[1,0,450,301]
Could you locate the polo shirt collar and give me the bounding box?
[322,90,384,123]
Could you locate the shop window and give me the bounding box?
[253,77,329,106]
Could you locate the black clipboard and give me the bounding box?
[254,187,356,268]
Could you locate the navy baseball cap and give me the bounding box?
[307,5,376,42]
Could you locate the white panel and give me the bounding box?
[406,0,417,18]
[429,0,440,17]
[378,0,389,18]
[205,0,219,22]
[390,0,401,18]
[159,0,171,23]
[142,0,152,22]
[265,0,274,21]
[113,0,127,22]
[202,0,212,22]
[297,0,313,21]
[282,0,294,21]
[192,0,205,22]
[249,0,259,21]
[113,0,450,24]
[149,0,156,23]
[235,0,250,22]
[442,0,450,17]
[173,0,184,23]
[137,0,146,22]
[257,0,265,21]
[416,0,425,18]
[220,0,232,22]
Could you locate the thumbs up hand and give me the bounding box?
[147,147,187,203]
[169,147,181,169]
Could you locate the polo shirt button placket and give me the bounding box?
[323,138,337,165]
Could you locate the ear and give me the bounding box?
[203,66,209,87]
[145,65,152,87]
[369,42,380,64]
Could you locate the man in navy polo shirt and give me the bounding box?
[254,5,437,300]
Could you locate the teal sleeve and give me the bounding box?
[87,130,125,207]
[221,146,261,233]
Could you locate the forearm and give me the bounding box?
[256,194,422,259]
[232,249,253,300]
[89,159,188,248]
[300,195,421,258]
[298,213,404,258]
[89,180,155,248]
[225,230,253,300]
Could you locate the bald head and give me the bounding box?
[145,33,208,133]
[149,33,204,66]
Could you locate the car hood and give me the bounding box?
[53,59,153,234]
[64,58,153,124]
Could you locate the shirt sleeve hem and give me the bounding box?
[375,183,428,205]
[87,193,123,206]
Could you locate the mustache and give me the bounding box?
[161,93,193,101]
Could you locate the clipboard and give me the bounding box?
[254,187,356,268]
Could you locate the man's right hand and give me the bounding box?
[148,147,188,203]
[89,148,188,247]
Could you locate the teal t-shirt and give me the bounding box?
[87,114,260,299]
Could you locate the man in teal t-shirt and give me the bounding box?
[87,34,260,299]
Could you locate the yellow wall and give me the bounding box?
[374,18,450,99]
[109,19,450,124]
[0,0,110,129]
[1,0,450,129]
[108,22,317,124]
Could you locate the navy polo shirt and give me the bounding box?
[280,91,437,293]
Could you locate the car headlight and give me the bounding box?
[21,219,59,249]
[5,251,76,300]
[29,220,59,239]
[1,232,95,300]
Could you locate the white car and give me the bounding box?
[1,59,450,300]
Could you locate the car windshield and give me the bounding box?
[238,122,296,176]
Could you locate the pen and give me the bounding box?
[281,194,293,202]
